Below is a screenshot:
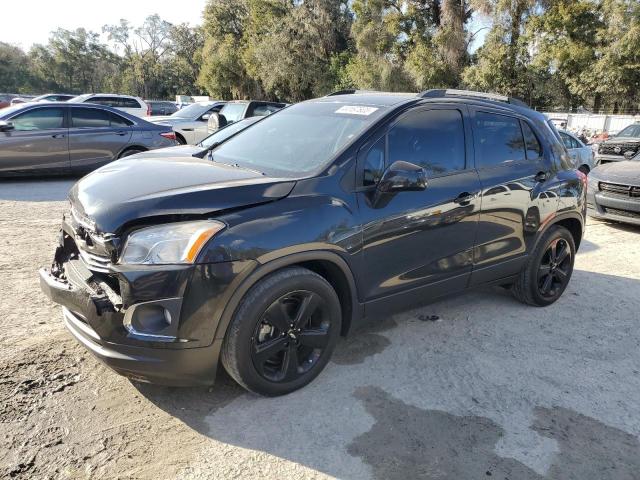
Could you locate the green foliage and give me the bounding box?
[0,1,639,113]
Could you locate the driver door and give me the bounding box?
[357,105,481,314]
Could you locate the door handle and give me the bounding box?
[453,192,474,205]
[182,128,194,132]
[535,171,549,183]
[115,131,128,136]
[51,133,66,139]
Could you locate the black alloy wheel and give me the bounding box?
[221,267,341,396]
[537,238,572,298]
[251,290,331,382]
[512,225,576,306]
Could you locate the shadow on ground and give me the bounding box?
[136,269,640,479]
[0,177,79,201]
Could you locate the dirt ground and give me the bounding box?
[1,177,639,480]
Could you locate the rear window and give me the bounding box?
[474,112,526,168]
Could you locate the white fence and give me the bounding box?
[542,112,640,134]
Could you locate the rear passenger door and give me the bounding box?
[68,107,133,172]
[470,109,555,284]
[359,105,482,311]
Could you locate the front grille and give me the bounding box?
[599,182,640,198]
[598,143,640,156]
[77,247,112,273]
[603,207,640,219]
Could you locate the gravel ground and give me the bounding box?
[1,177,639,479]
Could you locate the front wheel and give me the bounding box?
[512,226,576,306]
[221,267,341,396]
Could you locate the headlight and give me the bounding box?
[121,220,225,265]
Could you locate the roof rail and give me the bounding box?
[325,89,380,97]
[418,89,529,108]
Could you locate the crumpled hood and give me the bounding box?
[592,160,640,183]
[69,157,295,234]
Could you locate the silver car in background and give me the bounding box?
[559,129,595,174]
[149,101,226,145]
[0,103,176,176]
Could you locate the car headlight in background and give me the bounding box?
[121,220,225,265]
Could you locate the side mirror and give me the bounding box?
[207,112,227,133]
[377,161,427,193]
[201,113,211,121]
[0,120,15,132]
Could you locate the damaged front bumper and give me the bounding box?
[39,226,251,386]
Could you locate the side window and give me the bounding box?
[474,112,526,168]
[120,98,142,109]
[109,112,133,127]
[387,109,466,176]
[220,103,246,124]
[11,108,64,131]
[71,108,112,128]
[560,132,574,149]
[362,136,386,186]
[521,121,542,159]
[89,97,113,107]
[252,104,282,117]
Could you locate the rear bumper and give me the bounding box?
[40,267,223,386]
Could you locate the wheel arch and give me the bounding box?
[174,131,187,144]
[540,212,584,251]
[213,251,362,342]
[117,145,148,159]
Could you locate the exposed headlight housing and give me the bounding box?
[120,220,225,265]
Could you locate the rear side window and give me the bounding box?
[72,108,111,127]
[119,98,142,109]
[251,104,282,117]
[72,108,133,127]
[388,109,466,176]
[474,112,526,168]
[521,121,542,159]
[11,108,65,131]
[89,97,117,107]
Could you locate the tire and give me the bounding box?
[221,267,342,396]
[118,148,145,159]
[175,133,186,145]
[512,225,576,306]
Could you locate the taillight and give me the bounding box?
[160,131,176,140]
[146,104,151,116]
[576,169,588,188]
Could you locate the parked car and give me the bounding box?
[0,102,175,176]
[133,116,263,160]
[68,93,149,118]
[149,101,226,145]
[0,94,21,109]
[207,100,286,133]
[10,95,36,105]
[594,123,640,166]
[146,100,179,116]
[31,93,76,103]
[39,89,585,396]
[587,159,640,226]
[559,129,594,174]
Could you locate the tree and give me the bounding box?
[0,42,35,92]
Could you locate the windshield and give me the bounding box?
[200,117,261,148]
[211,101,387,177]
[615,124,640,138]
[170,102,214,119]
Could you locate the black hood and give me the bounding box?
[129,145,208,159]
[592,160,640,183]
[69,157,295,234]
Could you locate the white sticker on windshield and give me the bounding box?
[335,105,379,116]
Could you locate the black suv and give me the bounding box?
[40,89,586,396]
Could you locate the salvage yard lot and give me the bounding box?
[1,178,639,479]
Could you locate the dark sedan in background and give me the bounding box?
[0,103,176,176]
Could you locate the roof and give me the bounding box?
[312,92,417,108]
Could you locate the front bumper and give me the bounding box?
[587,189,640,226]
[39,229,254,386]
[39,266,225,386]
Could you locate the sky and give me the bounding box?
[1,0,208,50]
[2,0,489,53]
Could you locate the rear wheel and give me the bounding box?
[221,267,341,396]
[512,226,575,306]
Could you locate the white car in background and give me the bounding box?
[68,94,149,118]
[559,129,595,174]
[149,101,226,144]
